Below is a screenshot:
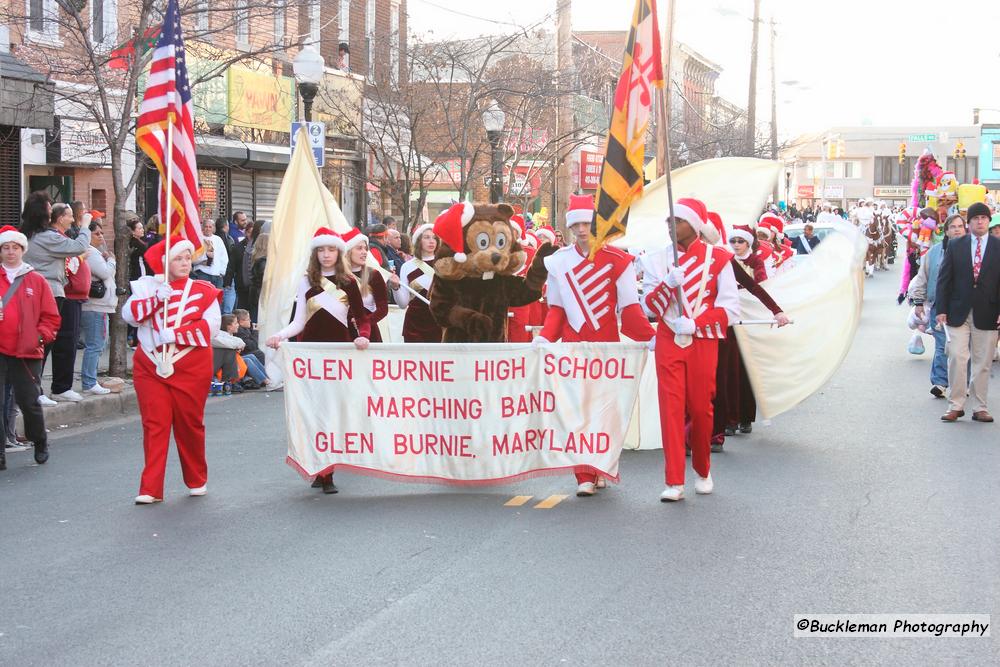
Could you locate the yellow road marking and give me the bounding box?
[504,495,533,507]
[534,494,569,509]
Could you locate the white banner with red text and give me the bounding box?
[280,342,648,485]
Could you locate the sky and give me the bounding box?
[407,0,1000,138]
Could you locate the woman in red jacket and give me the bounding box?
[0,226,60,471]
[342,228,391,342]
[266,228,372,494]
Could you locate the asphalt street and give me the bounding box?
[2,265,997,666]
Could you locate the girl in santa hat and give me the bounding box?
[266,228,372,494]
[122,238,221,505]
[342,228,391,342]
[395,224,443,343]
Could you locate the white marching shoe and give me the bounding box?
[659,485,685,502]
[576,482,596,497]
[695,473,714,495]
[52,390,84,402]
[595,477,607,489]
[134,495,162,505]
[189,486,207,497]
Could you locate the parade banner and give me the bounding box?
[281,343,648,484]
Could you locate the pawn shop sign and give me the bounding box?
[290,121,326,168]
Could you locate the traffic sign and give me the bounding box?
[907,133,938,143]
[291,121,325,168]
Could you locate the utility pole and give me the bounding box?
[555,0,574,232]
[769,16,778,202]
[656,0,677,178]
[746,0,761,157]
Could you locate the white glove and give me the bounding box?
[160,328,177,344]
[647,336,657,351]
[664,266,686,288]
[531,335,551,349]
[81,212,93,227]
[669,317,696,335]
[155,282,173,301]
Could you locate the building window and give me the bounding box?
[27,0,58,42]
[91,0,117,46]
[390,0,400,86]
[310,1,321,46]
[273,0,285,43]
[235,0,249,47]
[823,162,835,178]
[195,0,209,31]
[339,0,351,43]
[843,161,854,179]
[366,0,375,82]
[994,142,1000,171]
[947,157,978,185]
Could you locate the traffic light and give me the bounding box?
[836,139,845,158]
[954,141,966,159]
[898,142,906,164]
[825,138,836,160]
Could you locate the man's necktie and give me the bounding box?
[974,237,983,283]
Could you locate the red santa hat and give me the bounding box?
[703,211,727,245]
[310,227,345,251]
[340,227,369,253]
[0,225,28,251]
[411,223,434,244]
[672,197,708,235]
[758,212,784,238]
[535,225,557,245]
[729,225,755,245]
[566,194,595,226]
[432,202,475,263]
[509,214,525,239]
[144,238,196,275]
[522,230,539,248]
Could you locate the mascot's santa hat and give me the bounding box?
[340,227,369,253]
[433,202,475,263]
[729,224,755,246]
[703,211,726,245]
[758,212,784,240]
[535,226,557,245]
[0,225,29,251]
[310,226,345,251]
[672,197,709,235]
[144,238,196,275]
[566,194,595,226]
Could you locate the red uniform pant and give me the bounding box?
[655,333,719,485]
[134,347,213,498]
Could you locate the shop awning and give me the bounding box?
[0,52,54,129]
[195,135,290,170]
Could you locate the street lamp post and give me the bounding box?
[482,100,506,204]
[293,46,325,122]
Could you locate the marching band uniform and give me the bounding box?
[122,240,221,504]
[507,217,547,343]
[537,195,655,491]
[396,223,443,343]
[712,225,784,448]
[343,228,389,343]
[641,198,739,501]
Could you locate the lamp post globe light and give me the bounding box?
[293,46,325,122]
[482,100,506,204]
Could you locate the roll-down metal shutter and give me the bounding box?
[229,168,254,221]
[253,170,283,223]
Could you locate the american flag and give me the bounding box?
[136,0,202,252]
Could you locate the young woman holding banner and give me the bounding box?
[266,227,371,494]
[394,224,443,343]
[342,228,392,342]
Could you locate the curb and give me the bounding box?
[17,389,139,433]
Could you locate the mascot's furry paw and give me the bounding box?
[533,242,558,261]
[465,311,494,341]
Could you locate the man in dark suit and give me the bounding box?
[791,223,820,254]
[935,202,1000,422]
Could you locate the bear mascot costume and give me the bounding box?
[429,202,556,342]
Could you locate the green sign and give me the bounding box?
[908,133,938,143]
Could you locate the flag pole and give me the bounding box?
[660,0,678,266]
[161,112,175,369]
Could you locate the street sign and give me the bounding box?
[908,133,938,143]
[290,121,325,168]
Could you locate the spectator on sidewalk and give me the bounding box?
[364,223,392,272]
[235,219,258,312]
[212,314,268,393]
[0,225,60,471]
[908,214,966,399]
[935,203,1000,422]
[192,218,227,288]
[21,196,92,406]
[385,228,406,275]
[249,230,268,323]
[215,218,238,314]
[229,210,248,243]
[80,219,118,396]
[233,308,264,364]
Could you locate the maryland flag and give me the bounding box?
[591,0,664,252]
[108,27,161,70]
